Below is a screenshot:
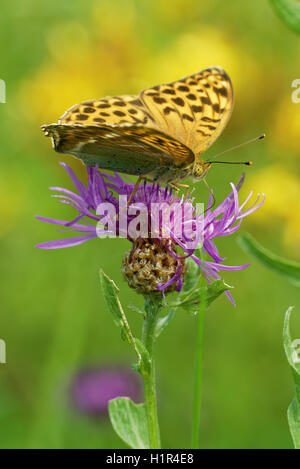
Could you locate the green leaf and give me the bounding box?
[99,269,123,327]
[181,257,201,293]
[287,397,300,449]
[238,233,300,286]
[283,307,300,391]
[171,279,231,314]
[270,0,300,34]
[108,397,150,449]
[155,309,175,338]
[99,269,141,360]
[283,307,300,448]
[206,279,231,308]
[287,398,300,449]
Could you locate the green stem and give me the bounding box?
[191,276,206,449]
[142,295,162,449]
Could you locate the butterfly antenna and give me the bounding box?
[207,133,265,165]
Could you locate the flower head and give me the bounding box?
[36,163,265,304]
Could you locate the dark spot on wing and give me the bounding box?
[93,118,106,123]
[201,97,211,105]
[214,86,228,97]
[153,96,167,104]
[201,116,221,123]
[200,124,216,130]
[98,103,110,109]
[128,108,138,114]
[178,85,189,92]
[191,105,203,113]
[114,110,126,116]
[76,114,89,121]
[182,114,193,122]
[186,93,196,101]
[172,97,185,106]
[163,106,176,115]
[114,101,126,106]
[197,129,210,136]
[163,88,176,95]
[83,107,96,113]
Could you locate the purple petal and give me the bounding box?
[238,190,253,211]
[50,187,85,205]
[206,261,250,272]
[239,194,266,218]
[35,216,73,226]
[225,290,236,306]
[36,234,96,249]
[36,215,95,233]
[157,264,182,292]
[60,162,91,203]
[203,239,224,262]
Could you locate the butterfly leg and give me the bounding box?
[169,183,191,202]
[127,176,143,205]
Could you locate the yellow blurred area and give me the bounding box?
[272,95,300,155]
[151,0,207,25]
[18,23,144,123]
[248,165,300,251]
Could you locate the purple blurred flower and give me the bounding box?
[36,163,265,303]
[70,365,142,417]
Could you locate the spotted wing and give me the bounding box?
[140,66,233,156]
[55,94,194,167]
[59,94,152,127]
[42,123,193,175]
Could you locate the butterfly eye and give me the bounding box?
[192,161,211,179]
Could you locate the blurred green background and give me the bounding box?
[0,0,300,449]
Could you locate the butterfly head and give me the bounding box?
[192,159,211,181]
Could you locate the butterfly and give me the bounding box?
[42,66,233,194]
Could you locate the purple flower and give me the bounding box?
[70,365,142,417]
[36,163,265,304]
